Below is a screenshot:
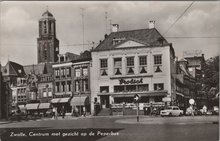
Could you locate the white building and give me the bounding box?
[90,21,176,115]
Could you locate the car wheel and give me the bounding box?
[179,113,183,116]
[161,115,164,117]
[169,113,172,117]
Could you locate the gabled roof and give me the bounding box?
[71,50,92,63]
[65,52,80,61]
[23,63,47,75]
[1,61,26,77]
[93,28,169,52]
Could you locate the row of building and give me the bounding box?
[0,10,206,118]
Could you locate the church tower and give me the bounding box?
[37,10,59,63]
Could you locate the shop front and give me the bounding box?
[70,96,90,116]
[51,97,72,114]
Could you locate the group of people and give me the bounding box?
[52,106,66,119]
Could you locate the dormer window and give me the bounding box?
[112,38,125,45]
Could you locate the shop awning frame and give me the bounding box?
[70,96,90,106]
[26,103,39,110]
[39,103,51,109]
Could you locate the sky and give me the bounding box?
[0,1,220,66]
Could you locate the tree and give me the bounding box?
[202,55,219,107]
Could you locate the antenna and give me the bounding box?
[8,55,10,62]
[105,11,108,34]
[80,8,85,51]
[109,19,112,33]
[46,5,49,11]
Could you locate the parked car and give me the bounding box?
[160,106,183,117]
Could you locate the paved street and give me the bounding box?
[0,115,219,141]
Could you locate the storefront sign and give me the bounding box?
[119,78,143,85]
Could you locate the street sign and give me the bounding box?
[189,99,195,105]
[134,94,140,103]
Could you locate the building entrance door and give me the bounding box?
[100,95,110,108]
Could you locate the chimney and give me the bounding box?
[112,24,119,32]
[148,20,155,29]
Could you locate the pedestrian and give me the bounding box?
[55,107,58,119]
[203,105,207,115]
[61,106,65,119]
[52,107,56,119]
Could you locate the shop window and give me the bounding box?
[100,59,108,76]
[126,57,134,75]
[154,83,164,91]
[114,58,122,75]
[154,55,162,73]
[155,97,162,102]
[100,86,109,93]
[114,85,125,93]
[126,85,136,92]
[139,56,147,74]
[137,84,149,91]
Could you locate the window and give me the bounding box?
[137,84,149,91]
[114,58,122,75]
[61,82,65,92]
[43,91,47,97]
[126,85,136,92]
[100,86,109,93]
[82,79,89,91]
[154,55,162,65]
[100,59,108,76]
[55,69,60,78]
[126,57,134,75]
[154,83,164,91]
[114,86,124,92]
[55,82,59,92]
[139,56,147,74]
[82,68,88,76]
[67,81,71,92]
[66,68,71,77]
[154,55,162,73]
[75,68,81,77]
[75,80,80,92]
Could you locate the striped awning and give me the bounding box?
[26,103,39,110]
[59,97,71,103]
[70,96,89,106]
[51,98,61,103]
[51,97,71,103]
[39,103,51,109]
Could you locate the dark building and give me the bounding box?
[37,10,59,63]
[176,58,196,111]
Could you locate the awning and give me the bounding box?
[51,98,61,103]
[70,96,89,106]
[112,92,167,98]
[26,103,39,110]
[39,103,51,109]
[59,97,71,103]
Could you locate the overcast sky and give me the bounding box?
[0,1,220,66]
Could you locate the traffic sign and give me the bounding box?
[189,99,195,105]
[134,94,140,103]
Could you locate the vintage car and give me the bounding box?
[160,106,183,117]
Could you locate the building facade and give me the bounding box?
[37,10,59,63]
[90,22,176,115]
[71,51,91,115]
[52,53,79,113]
[176,58,196,111]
